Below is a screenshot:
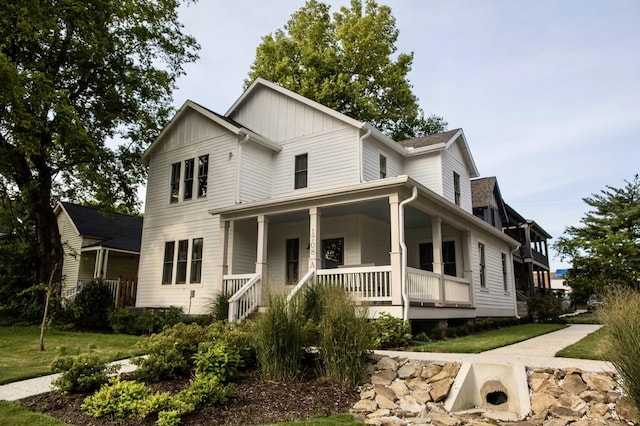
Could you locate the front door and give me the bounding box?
[322,238,344,269]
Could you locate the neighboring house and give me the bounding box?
[55,202,143,302]
[136,78,521,323]
[548,269,571,295]
[471,177,552,299]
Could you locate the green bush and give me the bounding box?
[529,293,563,323]
[413,332,430,343]
[51,354,118,394]
[175,373,231,409]
[193,341,243,381]
[599,287,640,414]
[371,312,411,349]
[71,281,114,330]
[253,293,306,381]
[209,291,231,321]
[318,287,374,388]
[109,307,186,335]
[82,377,153,421]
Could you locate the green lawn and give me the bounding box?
[0,326,143,384]
[0,401,69,426]
[555,327,607,360]
[412,323,567,353]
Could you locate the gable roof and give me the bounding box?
[140,100,281,164]
[398,129,461,149]
[56,202,144,253]
[471,176,499,208]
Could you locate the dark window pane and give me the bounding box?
[380,155,387,179]
[443,241,456,276]
[294,154,308,189]
[162,241,175,284]
[170,163,181,203]
[176,240,188,284]
[419,243,434,271]
[286,238,299,283]
[190,238,203,283]
[198,155,208,197]
[322,238,343,269]
[184,159,194,200]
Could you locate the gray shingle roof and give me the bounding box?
[398,129,461,149]
[61,202,143,253]
[471,176,498,208]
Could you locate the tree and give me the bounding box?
[554,175,640,301]
[246,0,446,141]
[0,1,199,287]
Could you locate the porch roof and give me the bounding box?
[209,176,520,248]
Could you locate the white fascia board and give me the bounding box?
[361,123,407,155]
[209,175,411,216]
[448,129,479,178]
[226,78,364,129]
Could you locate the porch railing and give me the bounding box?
[226,273,260,323]
[63,278,136,308]
[286,269,316,304]
[406,267,471,305]
[316,265,392,302]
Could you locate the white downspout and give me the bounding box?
[359,128,371,183]
[511,243,522,318]
[399,186,418,321]
[235,134,250,204]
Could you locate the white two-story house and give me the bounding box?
[136,78,520,323]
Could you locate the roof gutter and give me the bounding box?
[399,186,418,321]
[511,242,522,318]
[235,134,250,204]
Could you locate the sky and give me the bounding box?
[168,0,640,271]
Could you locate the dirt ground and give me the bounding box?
[18,369,360,425]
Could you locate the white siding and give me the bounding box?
[472,231,515,317]
[362,139,403,182]
[238,143,272,203]
[229,86,347,141]
[270,127,360,197]
[267,219,308,287]
[403,154,443,195]
[58,212,82,292]
[441,142,472,213]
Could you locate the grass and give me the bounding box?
[265,414,361,425]
[412,323,567,353]
[555,327,607,360]
[564,311,601,324]
[0,401,69,425]
[0,326,143,384]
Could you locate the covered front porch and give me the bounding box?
[211,181,477,322]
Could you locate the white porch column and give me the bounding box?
[308,207,321,271]
[462,230,475,307]
[389,195,402,305]
[256,215,268,301]
[102,249,110,279]
[93,250,101,279]
[219,220,230,293]
[431,216,445,305]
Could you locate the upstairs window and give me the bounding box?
[294,154,308,189]
[184,159,194,200]
[170,163,181,203]
[453,172,461,206]
[198,155,209,197]
[162,242,175,284]
[379,154,387,179]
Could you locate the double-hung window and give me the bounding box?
[162,242,175,284]
[170,163,181,203]
[197,155,209,198]
[379,154,387,179]
[176,240,189,284]
[183,159,194,200]
[479,242,486,288]
[190,238,203,283]
[294,154,308,189]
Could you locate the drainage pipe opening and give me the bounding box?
[486,390,508,406]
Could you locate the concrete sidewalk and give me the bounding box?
[0,324,611,402]
[377,324,614,373]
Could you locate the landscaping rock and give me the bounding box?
[531,391,557,414]
[376,394,398,410]
[582,372,617,392]
[561,373,588,394]
[377,357,400,371]
[389,380,410,397]
[374,384,398,401]
[429,378,454,402]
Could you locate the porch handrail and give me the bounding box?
[227,273,261,323]
[286,269,316,304]
[223,273,258,295]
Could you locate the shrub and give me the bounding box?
[372,312,411,349]
[253,293,306,381]
[82,377,153,421]
[413,331,430,343]
[193,341,244,381]
[209,291,231,321]
[109,306,186,335]
[529,293,563,323]
[598,287,640,414]
[51,354,118,394]
[318,287,374,388]
[71,281,114,330]
[175,373,231,409]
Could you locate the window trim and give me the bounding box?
[294,153,308,189]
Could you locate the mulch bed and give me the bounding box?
[18,369,360,425]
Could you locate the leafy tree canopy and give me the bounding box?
[554,175,640,301]
[245,0,446,141]
[0,0,199,285]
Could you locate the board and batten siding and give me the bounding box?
[57,212,83,292]
[441,142,472,213]
[472,231,515,317]
[270,127,360,197]
[362,138,403,182]
[229,86,347,142]
[403,154,443,195]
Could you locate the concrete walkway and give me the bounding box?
[377,324,613,373]
[0,324,612,402]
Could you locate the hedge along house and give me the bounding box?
[56,202,142,302]
[136,78,521,322]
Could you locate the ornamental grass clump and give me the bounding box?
[598,287,640,414]
[253,293,306,381]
